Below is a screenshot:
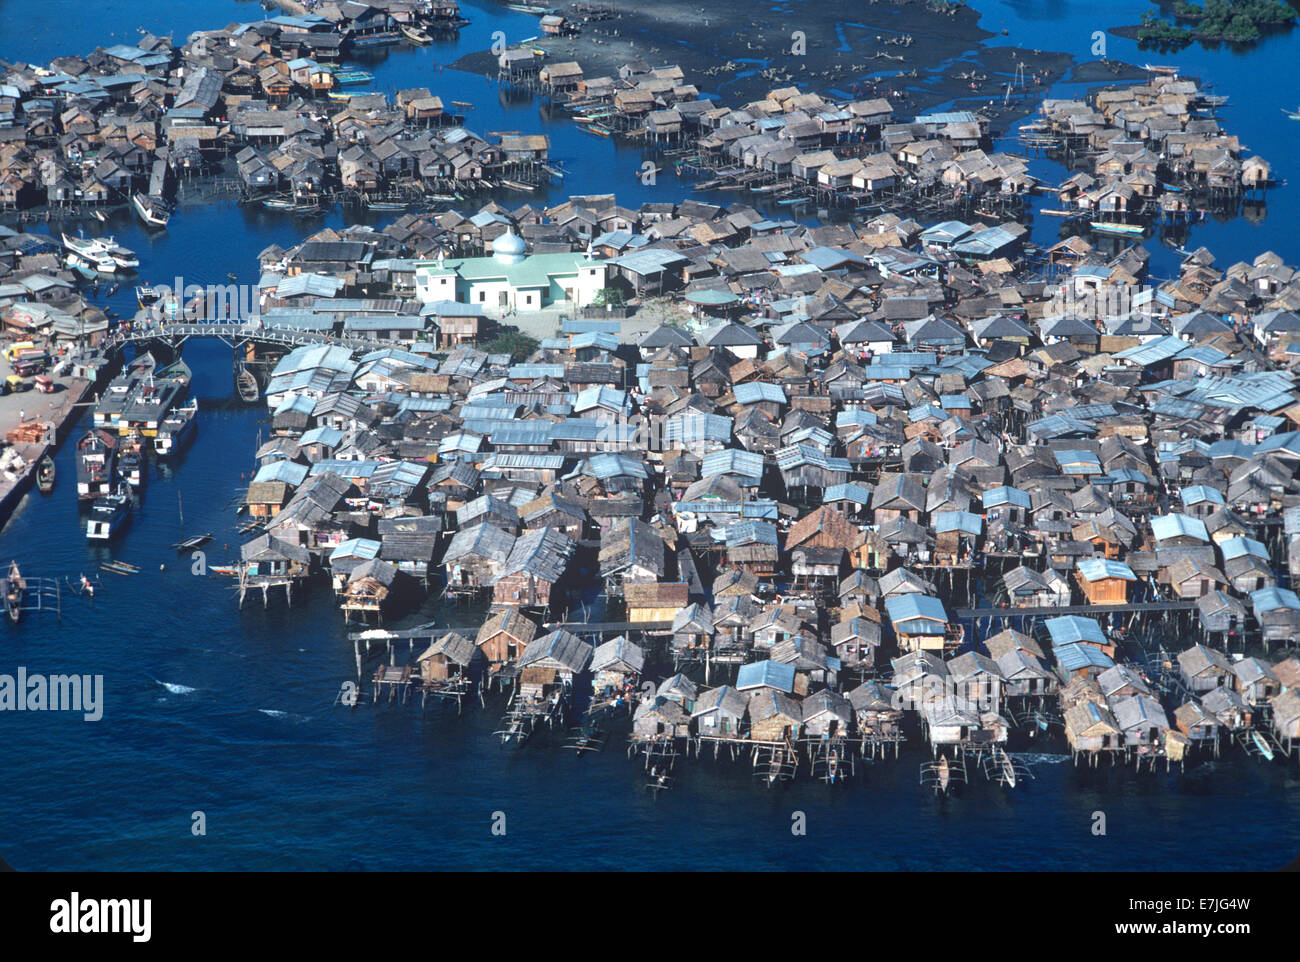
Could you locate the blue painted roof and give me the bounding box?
[1220,536,1268,562]
[982,485,1031,510]
[934,510,982,535]
[252,460,309,486]
[1180,484,1226,507]
[824,482,873,505]
[1045,615,1107,646]
[734,381,788,406]
[330,538,382,563]
[736,660,797,693]
[1054,449,1103,473]
[1251,586,1300,613]
[701,448,765,481]
[884,594,948,625]
[1077,559,1136,582]
[1054,642,1115,672]
[1151,513,1209,544]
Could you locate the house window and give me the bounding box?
[478,291,486,302]
[525,294,533,305]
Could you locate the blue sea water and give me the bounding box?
[0,0,1298,870]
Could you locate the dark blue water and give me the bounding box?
[1,0,1297,870]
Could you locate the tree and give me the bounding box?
[484,330,540,362]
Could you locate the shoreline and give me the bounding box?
[0,376,91,537]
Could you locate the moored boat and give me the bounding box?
[1251,730,1275,761]
[117,437,146,488]
[36,454,55,493]
[332,69,375,85]
[66,248,117,275]
[76,429,118,501]
[154,399,198,457]
[4,561,24,623]
[236,367,260,403]
[401,24,432,44]
[262,196,324,214]
[1090,220,1145,237]
[132,192,172,228]
[86,489,132,541]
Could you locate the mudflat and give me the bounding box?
[458,0,1106,131]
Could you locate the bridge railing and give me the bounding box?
[105,321,394,354]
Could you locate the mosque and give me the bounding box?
[414,228,608,314]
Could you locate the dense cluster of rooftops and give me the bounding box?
[219,183,1300,766]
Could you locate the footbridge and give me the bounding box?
[106,320,398,355]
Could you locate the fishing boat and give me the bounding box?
[332,69,375,85]
[401,24,432,44]
[363,198,409,212]
[936,754,950,793]
[154,399,198,457]
[66,248,117,275]
[583,122,613,137]
[1251,730,1275,761]
[1283,107,1300,121]
[1142,63,1179,76]
[208,564,241,576]
[62,230,107,261]
[132,192,172,228]
[86,489,132,541]
[327,91,352,102]
[1001,750,1017,788]
[236,367,260,403]
[36,454,55,493]
[1090,221,1145,237]
[102,241,139,272]
[262,196,324,214]
[76,429,118,501]
[172,533,213,552]
[95,354,191,438]
[66,256,101,281]
[4,561,25,623]
[350,30,402,47]
[500,179,537,192]
[117,437,146,488]
[62,232,138,272]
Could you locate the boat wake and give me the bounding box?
[1013,753,1070,766]
[152,677,197,695]
[257,709,312,723]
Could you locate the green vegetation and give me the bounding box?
[484,330,540,362]
[591,287,626,308]
[1139,0,1296,46]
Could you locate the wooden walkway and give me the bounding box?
[348,620,673,644]
[957,601,1198,618]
